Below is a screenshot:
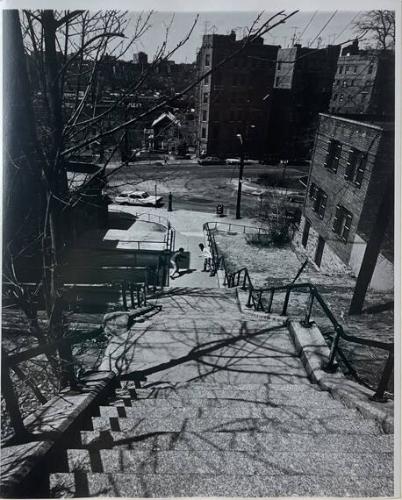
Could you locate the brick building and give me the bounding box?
[329,40,394,117]
[267,44,340,161]
[195,31,279,159]
[294,113,394,291]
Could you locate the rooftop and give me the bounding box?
[319,113,394,132]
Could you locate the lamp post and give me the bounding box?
[235,125,255,220]
[235,134,245,220]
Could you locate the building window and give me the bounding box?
[201,127,206,139]
[353,65,357,72]
[338,65,343,73]
[345,148,366,187]
[332,206,353,242]
[310,184,328,220]
[275,76,280,86]
[202,110,207,121]
[339,94,344,102]
[342,80,347,87]
[324,140,342,173]
[277,62,281,70]
[203,93,208,104]
[346,65,350,72]
[205,53,210,67]
[203,75,209,86]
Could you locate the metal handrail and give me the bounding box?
[203,222,394,402]
[205,220,269,235]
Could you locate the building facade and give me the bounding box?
[329,41,394,117]
[267,44,340,161]
[195,32,279,159]
[294,113,394,291]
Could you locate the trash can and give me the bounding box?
[216,204,224,217]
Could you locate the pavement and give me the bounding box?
[108,204,259,288]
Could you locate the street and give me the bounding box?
[105,160,309,215]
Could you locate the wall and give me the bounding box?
[349,234,393,291]
[195,33,278,158]
[304,114,382,265]
[294,215,352,275]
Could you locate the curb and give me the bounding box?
[288,320,394,434]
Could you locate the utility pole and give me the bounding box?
[235,134,245,219]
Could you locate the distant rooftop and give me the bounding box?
[320,113,394,132]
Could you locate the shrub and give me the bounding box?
[245,233,272,247]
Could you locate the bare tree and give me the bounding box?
[353,10,395,50]
[2,8,298,435]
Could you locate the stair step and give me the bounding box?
[98,404,357,420]
[108,391,343,409]
[49,472,393,497]
[78,429,393,453]
[91,415,382,435]
[141,363,311,385]
[117,383,328,401]
[59,449,392,477]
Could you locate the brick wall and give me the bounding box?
[294,215,352,275]
[304,114,383,265]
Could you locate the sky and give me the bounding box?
[127,11,364,63]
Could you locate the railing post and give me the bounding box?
[370,351,393,402]
[121,281,128,311]
[267,289,274,313]
[236,273,240,287]
[257,290,263,311]
[301,289,315,327]
[324,326,342,372]
[246,288,253,308]
[281,287,291,316]
[242,272,247,290]
[136,287,141,308]
[143,285,147,306]
[130,283,135,308]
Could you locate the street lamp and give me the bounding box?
[235,125,255,220]
[235,133,244,220]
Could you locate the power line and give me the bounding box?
[333,11,361,44]
[299,10,318,40]
[309,11,338,48]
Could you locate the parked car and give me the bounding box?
[226,158,258,165]
[114,190,163,207]
[225,157,241,165]
[198,156,226,165]
[135,150,165,160]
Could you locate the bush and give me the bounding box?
[256,172,295,188]
[246,221,292,248]
[245,233,272,247]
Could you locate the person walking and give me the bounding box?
[199,243,212,272]
[170,247,185,279]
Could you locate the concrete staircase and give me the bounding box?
[49,287,393,497]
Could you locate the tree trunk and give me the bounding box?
[349,177,393,315]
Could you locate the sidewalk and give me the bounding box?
[109,205,260,288]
